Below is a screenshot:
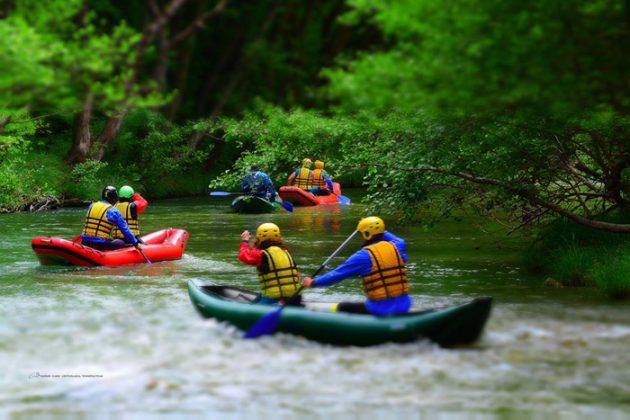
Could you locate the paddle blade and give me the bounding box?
[337,195,351,205]
[281,201,294,212]
[244,307,283,338]
[209,191,233,196]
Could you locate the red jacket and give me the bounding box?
[238,242,263,266]
[132,193,148,213]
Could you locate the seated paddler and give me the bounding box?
[110,185,148,244]
[238,223,302,305]
[241,165,279,201]
[310,160,334,196]
[301,216,412,316]
[287,158,313,190]
[80,186,140,250]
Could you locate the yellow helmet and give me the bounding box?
[302,158,312,168]
[314,160,324,169]
[356,216,385,241]
[256,223,281,242]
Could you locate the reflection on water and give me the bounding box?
[0,195,629,417]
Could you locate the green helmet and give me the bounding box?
[119,185,134,199]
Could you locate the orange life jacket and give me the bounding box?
[361,241,409,300]
[311,169,328,189]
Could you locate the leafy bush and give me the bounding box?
[591,246,630,299]
[525,215,630,297]
[63,160,111,200]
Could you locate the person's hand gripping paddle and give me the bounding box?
[244,230,359,338]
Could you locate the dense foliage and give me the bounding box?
[213,0,630,233]
[1,0,629,233]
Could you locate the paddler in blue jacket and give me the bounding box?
[301,216,412,316]
[241,165,279,201]
[80,186,140,250]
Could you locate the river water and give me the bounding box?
[1,195,628,417]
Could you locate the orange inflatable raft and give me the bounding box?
[278,182,348,206]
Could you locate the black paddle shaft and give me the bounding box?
[284,230,359,305]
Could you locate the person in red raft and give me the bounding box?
[111,185,148,244]
[301,216,412,316]
[238,223,302,305]
[80,186,140,250]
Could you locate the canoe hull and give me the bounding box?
[230,195,279,214]
[188,281,492,347]
[32,228,189,267]
[278,182,346,207]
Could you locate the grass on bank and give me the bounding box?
[524,215,630,299]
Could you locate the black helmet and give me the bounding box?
[102,186,118,204]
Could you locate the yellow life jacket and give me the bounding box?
[258,246,300,299]
[81,201,115,239]
[111,201,140,238]
[294,167,312,190]
[361,241,409,300]
[311,169,327,189]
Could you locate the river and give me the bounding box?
[1,194,628,417]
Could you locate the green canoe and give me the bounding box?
[230,195,280,214]
[187,280,493,347]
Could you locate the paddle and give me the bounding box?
[135,244,152,264]
[244,230,359,339]
[334,193,351,205]
[209,191,241,196]
[280,201,294,212]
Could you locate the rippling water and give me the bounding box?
[1,195,629,417]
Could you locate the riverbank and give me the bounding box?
[525,215,630,299]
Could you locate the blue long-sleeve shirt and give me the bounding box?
[313,231,411,315]
[81,201,138,245]
[242,171,276,197]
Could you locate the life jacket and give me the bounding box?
[111,201,139,238]
[311,169,328,189]
[294,167,312,190]
[258,246,300,299]
[81,201,115,239]
[361,241,409,301]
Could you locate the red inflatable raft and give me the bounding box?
[278,182,345,206]
[31,228,189,267]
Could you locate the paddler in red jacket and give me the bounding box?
[238,223,302,305]
[111,185,148,244]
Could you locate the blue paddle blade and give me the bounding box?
[281,201,294,212]
[337,195,351,205]
[209,191,233,196]
[244,307,283,338]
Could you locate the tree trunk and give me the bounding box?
[166,39,193,120]
[189,4,279,150]
[91,114,126,161]
[65,90,94,164]
[196,26,243,117]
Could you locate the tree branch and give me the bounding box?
[167,0,228,49]
[425,166,630,233]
